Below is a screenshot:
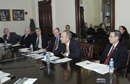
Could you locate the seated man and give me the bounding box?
[96,30,128,74]
[20,28,32,48]
[87,23,95,35]
[53,30,84,59]
[65,25,76,38]
[81,23,88,37]
[3,28,21,45]
[46,28,61,51]
[32,28,51,50]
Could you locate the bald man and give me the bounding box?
[3,28,21,45]
[20,28,32,48]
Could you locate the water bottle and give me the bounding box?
[30,44,33,53]
[109,58,114,73]
[46,54,50,74]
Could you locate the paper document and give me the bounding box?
[1,77,11,84]
[76,60,109,74]
[27,54,44,59]
[19,48,30,52]
[0,71,11,83]
[41,56,59,62]
[33,50,46,54]
[50,58,72,64]
[12,44,21,47]
[0,43,4,47]
[14,77,37,84]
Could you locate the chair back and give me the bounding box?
[79,43,93,60]
[46,40,51,48]
[123,50,130,77]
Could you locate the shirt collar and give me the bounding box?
[67,41,70,46]
[113,42,119,48]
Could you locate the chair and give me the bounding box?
[123,50,130,77]
[115,50,130,77]
[46,40,51,48]
[0,37,4,43]
[79,43,94,60]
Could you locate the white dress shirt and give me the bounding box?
[36,35,42,49]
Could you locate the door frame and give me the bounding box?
[75,0,115,37]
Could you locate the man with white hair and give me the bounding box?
[53,30,83,59]
[20,28,32,48]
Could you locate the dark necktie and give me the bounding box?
[104,46,115,65]
[53,38,58,51]
[24,36,26,40]
[35,36,39,50]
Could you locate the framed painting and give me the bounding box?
[0,9,11,21]
[12,9,25,21]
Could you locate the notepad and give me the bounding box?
[76,60,109,74]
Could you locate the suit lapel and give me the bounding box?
[110,43,120,58]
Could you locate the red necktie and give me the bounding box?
[104,46,115,65]
[53,38,58,51]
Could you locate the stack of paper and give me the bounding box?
[51,58,72,64]
[33,50,46,54]
[14,77,37,84]
[0,43,4,47]
[76,60,109,74]
[41,56,60,62]
[12,44,21,47]
[0,71,11,84]
[19,48,30,52]
[27,54,44,59]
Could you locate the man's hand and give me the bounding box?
[95,60,100,63]
[63,52,69,57]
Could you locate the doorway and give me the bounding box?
[38,0,52,36]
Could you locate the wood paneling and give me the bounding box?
[38,0,52,36]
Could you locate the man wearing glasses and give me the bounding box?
[96,30,128,74]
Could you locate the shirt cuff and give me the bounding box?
[66,53,69,57]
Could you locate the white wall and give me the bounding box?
[55,0,76,33]
[83,0,101,27]
[115,0,130,33]
[0,0,35,37]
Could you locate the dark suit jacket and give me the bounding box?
[97,28,106,35]
[3,32,21,45]
[46,36,61,52]
[70,31,76,38]
[32,34,51,50]
[120,33,130,50]
[20,34,32,48]
[53,39,84,59]
[99,43,128,74]
[87,27,95,35]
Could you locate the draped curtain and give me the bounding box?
[102,0,110,25]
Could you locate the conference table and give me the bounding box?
[0,46,129,84]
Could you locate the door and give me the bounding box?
[38,0,52,36]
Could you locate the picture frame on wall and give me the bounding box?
[0,9,11,21]
[12,9,25,21]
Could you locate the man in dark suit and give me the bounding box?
[87,23,95,35]
[65,25,76,38]
[32,28,51,50]
[81,23,88,37]
[46,28,61,51]
[3,28,21,45]
[20,28,32,48]
[96,30,128,74]
[52,30,83,59]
